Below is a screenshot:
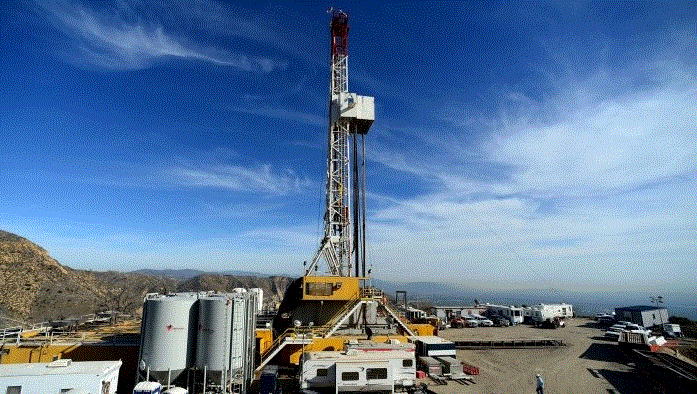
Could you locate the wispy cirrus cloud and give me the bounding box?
[371,32,697,199]
[166,163,311,195]
[485,67,697,198]
[360,28,697,290]
[35,1,286,71]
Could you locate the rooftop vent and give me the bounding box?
[47,359,71,368]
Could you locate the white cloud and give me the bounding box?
[360,49,697,290]
[363,179,697,290]
[488,81,697,197]
[166,164,311,195]
[37,1,285,71]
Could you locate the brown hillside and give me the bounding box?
[0,230,293,325]
[177,274,295,306]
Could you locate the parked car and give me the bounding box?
[463,316,480,327]
[491,316,510,327]
[610,322,646,331]
[664,323,683,338]
[471,315,494,327]
[597,315,616,326]
[450,318,465,328]
[537,318,559,329]
[605,326,623,340]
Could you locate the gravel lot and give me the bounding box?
[423,318,650,394]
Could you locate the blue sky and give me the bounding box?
[1,1,695,293]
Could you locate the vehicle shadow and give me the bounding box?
[598,369,653,394]
[579,321,602,329]
[578,342,623,363]
[591,335,616,342]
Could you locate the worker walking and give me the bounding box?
[536,373,544,394]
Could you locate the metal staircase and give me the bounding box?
[256,287,417,372]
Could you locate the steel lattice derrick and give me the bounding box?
[307,10,351,277]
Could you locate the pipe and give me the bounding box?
[353,133,360,277]
[361,133,366,277]
[203,365,207,394]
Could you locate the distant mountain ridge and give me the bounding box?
[133,268,278,279]
[3,229,695,323]
[0,230,294,325]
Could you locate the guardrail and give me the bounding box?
[454,339,566,348]
[1,312,134,345]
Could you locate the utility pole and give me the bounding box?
[305,10,374,277]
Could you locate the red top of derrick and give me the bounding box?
[331,10,349,57]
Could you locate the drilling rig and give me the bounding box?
[263,12,416,372]
[305,9,374,278]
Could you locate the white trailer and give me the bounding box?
[406,307,426,321]
[0,359,121,394]
[486,304,523,325]
[301,343,415,393]
[529,303,573,323]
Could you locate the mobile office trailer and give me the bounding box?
[615,306,669,328]
[0,359,121,394]
[301,346,416,392]
[336,359,393,393]
[418,356,442,376]
[485,304,523,325]
[412,336,456,357]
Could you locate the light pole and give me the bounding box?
[650,296,664,331]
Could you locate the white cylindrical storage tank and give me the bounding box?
[196,295,232,379]
[249,288,264,313]
[139,293,198,385]
[229,295,248,373]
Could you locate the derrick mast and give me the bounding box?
[306,10,374,277]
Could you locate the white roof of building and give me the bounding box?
[305,348,414,362]
[0,360,122,377]
[486,304,522,309]
[345,341,413,351]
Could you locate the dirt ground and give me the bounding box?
[424,318,651,394]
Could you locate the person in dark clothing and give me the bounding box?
[366,326,373,340]
[536,373,544,394]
